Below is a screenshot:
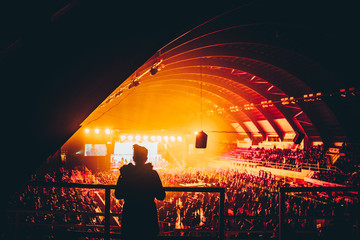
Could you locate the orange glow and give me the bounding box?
[72,46,300,171]
[95,129,100,134]
[105,129,111,134]
[72,57,289,170]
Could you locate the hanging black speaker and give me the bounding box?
[195,131,208,148]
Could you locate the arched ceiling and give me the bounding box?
[2,0,359,213]
[81,17,347,145]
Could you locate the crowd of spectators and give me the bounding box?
[308,170,360,187]
[224,145,360,186]
[13,170,354,236]
[5,151,359,239]
[7,168,104,228]
[227,145,328,169]
[333,143,360,173]
[155,168,349,238]
[310,171,347,185]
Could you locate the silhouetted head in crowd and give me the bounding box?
[133,144,148,166]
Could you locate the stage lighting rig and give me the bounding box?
[150,57,164,76]
[114,89,123,97]
[150,66,158,75]
[128,80,140,89]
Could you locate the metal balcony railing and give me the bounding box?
[279,186,360,240]
[222,155,342,173]
[7,182,225,240]
[4,182,359,240]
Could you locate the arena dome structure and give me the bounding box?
[1,1,360,233]
[77,11,355,153]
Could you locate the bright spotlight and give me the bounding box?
[164,136,169,141]
[85,128,90,133]
[95,129,100,134]
[120,135,126,141]
[194,131,198,135]
[135,135,141,142]
[150,136,156,141]
[170,136,175,142]
[128,135,134,141]
[105,129,111,134]
[143,136,149,141]
[157,136,162,141]
[177,136,182,142]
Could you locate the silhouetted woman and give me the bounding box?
[115,144,166,240]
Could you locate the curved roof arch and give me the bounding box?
[142,80,268,137]
[81,13,348,146]
[136,83,254,135]
[140,76,285,138]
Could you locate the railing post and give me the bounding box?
[278,188,285,240]
[14,211,19,240]
[219,188,225,240]
[357,189,360,238]
[105,187,111,240]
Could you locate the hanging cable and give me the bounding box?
[200,59,203,129]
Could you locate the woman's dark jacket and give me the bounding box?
[115,163,166,237]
